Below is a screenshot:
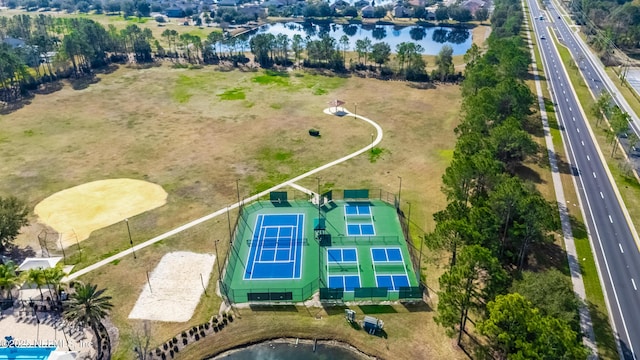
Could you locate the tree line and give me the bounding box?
[0,13,465,104]
[0,14,155,102]
[427,0,589,357]
[569,0,640,55]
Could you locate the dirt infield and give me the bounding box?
[34,179,167,249]
[128,251,216,322]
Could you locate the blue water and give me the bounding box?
[237,22,473,55]
[213,341,367,359]
[0,347,56,359]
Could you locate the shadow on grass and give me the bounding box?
[587,301,620,360]
[70,75,100,90]
[0,98,31,115]
[527,241,570,276]
[321,303,348,316]
[406,82,436,90]
[400,300,432,312]
[357,305,397,314]
[249,304,299,312]
[513,164,544,184]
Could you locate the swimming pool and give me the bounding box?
[0,346,56,359]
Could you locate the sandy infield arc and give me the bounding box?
[34,178,167,249]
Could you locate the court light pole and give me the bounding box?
[214,239,222,281]
[354,103,357,119]
[125,218,136,259]
[235,179,241,205]
[397,176,402,208]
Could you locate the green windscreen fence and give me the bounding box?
[247,291,293,301]
[399,286,423,299]
[322,190,333,201]
[269,191,288,202]
[320,288,344,300]
[354,287,389,299]
[343,189,369,199]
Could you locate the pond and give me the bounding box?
[211,339,371,360]
[238,22,473,55]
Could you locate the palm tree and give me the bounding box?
[0,261,19,301]
[24,268,46,301]
[64,283,113,360]
[43,265,65,301]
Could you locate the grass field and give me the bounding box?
[2,63,465,358]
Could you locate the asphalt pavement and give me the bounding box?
[528,1,640,358]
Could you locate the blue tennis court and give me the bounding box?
[371,248,403,263]
[328,248,358,263]
[328,275,361,291]
[344,204,371,216]
[347,224,375,236]
[244,213,304,280]
[376,274,410,291]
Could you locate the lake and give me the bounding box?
[211,340,370,360]
[238,22,473,55]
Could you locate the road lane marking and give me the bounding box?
[577,128,580,133]
[572,117,575,121]
[633,278,637,291]
[620,243,624,253]
[593,172,597,178]
[609,215,613,223]
[569,106,572,111]
[582,140,585,146]
[600,192,604,199]
[587,155,590,160]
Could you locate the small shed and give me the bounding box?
[363,315,384,334]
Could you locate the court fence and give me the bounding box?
[329,235,400,246]
[319,286,424,301]
[220,188,430,304]
[224,279,320,303]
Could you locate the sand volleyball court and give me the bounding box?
[128,251,216,322]
[34,178,167,248]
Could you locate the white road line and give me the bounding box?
[593,172,597,178]
[610,215,614,223]
[577,128,580,133]
[620,243,624,253]
[572,116,575,121]
[587,155,590,160]
[581,140,585,146]
[633,278,637,291]
[600,192,604,199]
[569,106,572,111]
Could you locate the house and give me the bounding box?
[461,0,485,15]
[2,36,26,48]
[361,4,374,17]
[165,7,185,17]
[261,0,287,7]
[217,0,238,7]
[238,4,268,18]
[392,5,409,17]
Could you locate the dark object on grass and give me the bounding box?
[309,129,320,137]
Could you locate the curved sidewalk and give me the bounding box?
[65,107,383,281]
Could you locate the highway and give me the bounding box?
[526,0,640,358]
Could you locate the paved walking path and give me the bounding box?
[523,9,597,356]
[65,107,382,281]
